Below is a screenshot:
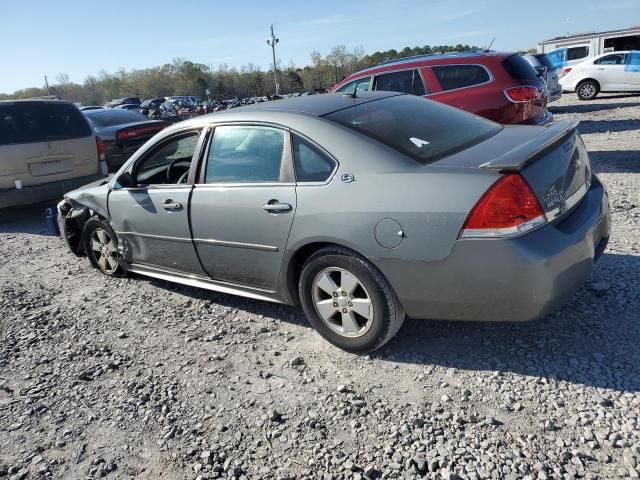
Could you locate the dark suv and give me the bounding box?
[330,51,551,125]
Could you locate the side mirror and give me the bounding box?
[115,172,136,189]
[535,66,548,77]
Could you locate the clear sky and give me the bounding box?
[0,0,638,93]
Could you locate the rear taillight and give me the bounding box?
[96,136,106,160]
[504,86,540,103]
[461,174,546,239]
[116,124,166,141]
[559,67,572,78]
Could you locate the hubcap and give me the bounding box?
[90,228,118,273]
[580,84,595,97]
[311,267,373,338]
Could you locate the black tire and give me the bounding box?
[81,217,125,277]
[298,246,405,353]
[576,80,599,100]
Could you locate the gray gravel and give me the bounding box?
[1,93,639,479]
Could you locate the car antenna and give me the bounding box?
[342,89,357,99]
[485,37,495,51]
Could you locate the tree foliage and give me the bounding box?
[0,43,479,104]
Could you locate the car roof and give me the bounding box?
[173,91,404,129]
[0,98,75,105]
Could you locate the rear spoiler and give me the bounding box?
[479,120,579,171]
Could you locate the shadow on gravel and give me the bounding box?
[589,150,640,174]
[551,101,640,115]
[577,119,640,134]
[379,252,640,393]
[0,201,59,236]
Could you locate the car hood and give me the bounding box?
[63,174,113,219]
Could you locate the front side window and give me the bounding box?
[335,77,371,94]
[546,49,566,68]
[293,135,335,182]
[567,46,589,61]
[325,94,502,165]
[595,54,626,65]
[135,132,200,185]
[374,70,427,96]
[432,65,491,91]
[205,126,286,183]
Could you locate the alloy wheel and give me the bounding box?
[311,267,374,338]
[90,228,119,273]
[579,83,596,99]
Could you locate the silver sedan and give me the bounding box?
[58,92,610,352]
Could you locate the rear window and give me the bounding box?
[535,54,556,70]
[0,102,92,146]
[502,54,539,80]
[431,65,490,91]
[325,95,502,165]
[84,110,147,127]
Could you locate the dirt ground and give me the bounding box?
[0,93,639,480]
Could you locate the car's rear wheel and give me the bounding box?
[82,217,125,276]
[298,246,405,353]
[577,80,599,100]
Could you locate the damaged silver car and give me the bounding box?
[58,92,610,353]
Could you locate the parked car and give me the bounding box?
[82,109,170,171]
[560,51,640,100]
[58,92,610,353]
[103,97,141,109]
[79,106,102,111]
[115,104,142,111]
[524,53,562,102]
[0,99,104,209]
[330,51,551,125]
[139,98,165,110]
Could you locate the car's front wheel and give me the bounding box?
[298,246,405,353]
[576,80,599,100]
[81,217,125,277]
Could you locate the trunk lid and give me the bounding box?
[436,120,592,222]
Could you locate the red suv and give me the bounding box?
[330,51,551,125]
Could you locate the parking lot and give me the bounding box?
[0,92,639,479]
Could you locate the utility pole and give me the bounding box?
[44,75,50,95]
[266,24,280,95]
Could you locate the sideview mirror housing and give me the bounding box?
[115,172,136,189]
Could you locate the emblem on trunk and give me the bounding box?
[543,185,566,210]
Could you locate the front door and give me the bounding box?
[189,124,296,291]
[108,129,205,274]
[593,53,628,90]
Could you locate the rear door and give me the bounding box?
[0,102,97,189]
[189,124,296,291]
[593,53,628,89]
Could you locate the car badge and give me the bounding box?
[341,173,355,183]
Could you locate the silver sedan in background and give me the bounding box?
[58,92,610,352]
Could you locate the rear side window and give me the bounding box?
[595,54,626,65]
[501,55,539,81]
[325,95,502,165]
[206,126,286,183]
[293,135,335,182]
[374,70,426,96]
[0,102,92,146]
[567,46,589,61]
[432,65,490,91]
[335,77,370,94]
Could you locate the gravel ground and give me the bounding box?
[0,93,639,480]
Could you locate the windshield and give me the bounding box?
[324,95,502,164]
[85,109,147,127]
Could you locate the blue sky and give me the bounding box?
[0,0,638,93]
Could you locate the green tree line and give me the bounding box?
[0,44,479,105]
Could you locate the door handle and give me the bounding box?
[162,200,183,211]
[262,201,292,213]
[596,67,605,70]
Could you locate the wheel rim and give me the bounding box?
[311,267,374,338]
[579,83,595,98]
[90,228,119,273]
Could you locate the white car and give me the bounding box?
[560,51,640,100]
